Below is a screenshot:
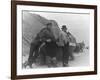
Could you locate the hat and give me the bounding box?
[46,20,53,26]
[47,20,58,26]
[61,25,67,30]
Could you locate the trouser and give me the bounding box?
[62,43,70,66]
[28,41,42,67]
[46,56,57,67]
[68,46,75,60]
[39,45,46,65]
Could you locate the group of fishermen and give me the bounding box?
[26,20,77,68]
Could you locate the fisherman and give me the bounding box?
[27,21,55,68]
[61,25,76,63]
[60,25,70,66]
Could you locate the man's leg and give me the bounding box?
[39,45,46,65]
[46,56,52,67]
[52,57,57,67]
[62,45,70,67]
[28,41,42,68]
[69,46,75,60]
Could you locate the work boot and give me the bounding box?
[52,57,57,67]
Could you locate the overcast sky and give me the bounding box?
[29,11,90,45]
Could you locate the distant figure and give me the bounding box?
[74,41,85,53]
[80,41,85,52]
[86,46,89,49]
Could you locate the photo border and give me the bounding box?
[11,1,97,80]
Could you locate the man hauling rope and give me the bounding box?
[27,21,56,68]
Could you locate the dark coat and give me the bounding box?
[27,27,56,67]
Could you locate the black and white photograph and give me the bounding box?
[11,1,97,79]
[22,10,90,69]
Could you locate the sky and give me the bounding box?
[29,11,90,46]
